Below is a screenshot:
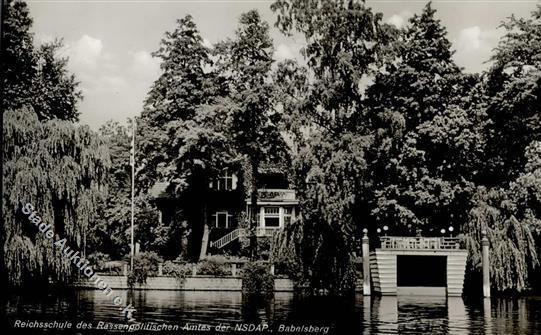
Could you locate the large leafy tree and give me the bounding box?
[271,0,395,293]
[481,6,541,185]
[212,10,287,259]
[138,15,214,189]
[2,0,81,121]
[2,0,35,111]
[2,0,100,288]
[141,15,216,126]
[138,15,234,260]
[88,121,162,260]
[461,6,541,293]
[174,103,239,259]
[464,142,541,293]
[272,0,397,134]
[2,108,109,287]
[364,3,483,236]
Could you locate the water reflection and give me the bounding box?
[3,289,541,334]
[448,297,468,334]
[483,298,492,335]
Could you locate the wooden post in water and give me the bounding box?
[362,229,371,296]
[482,230,490,298]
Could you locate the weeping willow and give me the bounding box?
[271,218,304,282]
[277,132,367,295]
[2,107,110,287]
[463,187,539,293]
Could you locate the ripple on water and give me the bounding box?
[4,289,541,335]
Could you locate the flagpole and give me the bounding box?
[130,118,136,270]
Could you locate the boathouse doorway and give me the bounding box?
[396,255,447,295]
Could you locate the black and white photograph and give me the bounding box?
[1,0,541,334]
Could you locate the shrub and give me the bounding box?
[162,261,191,283]
[273,259,303,280]
[241,262,274,298]
[257,237,272,260]
[197,256,229,276]
[87,252,111,270]
[127,252,163,288]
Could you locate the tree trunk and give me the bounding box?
[199,196,209,260]
[250,159,259,260]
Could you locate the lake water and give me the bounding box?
[3,290,541,334]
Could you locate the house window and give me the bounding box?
[283,207,293,225]
[264,206,280,227]
[212,211,232,228]
[210,171,237,191]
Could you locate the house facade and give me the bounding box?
[208,169,298,253]
[150,167,298,258]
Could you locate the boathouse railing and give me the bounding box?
[380,236,461,250]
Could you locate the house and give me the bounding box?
[208,168,299,252]
[149,166,298,258]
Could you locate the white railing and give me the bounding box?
[256,227,280,237]
[210,228,246,249]
[380,236,462,250]
[211,227,281,249]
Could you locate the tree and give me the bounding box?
[141,15,215,126]
[1,0,81,121]
[213,10,287,259]
[364,2,483,236]
[88,121,162,259]
[138,14,215,190]
[32,41,82,121]
[481,6,541,185]
[454,6,541,293]
[88,120,131,258]
[2,0,35,111]
[272,0,397,134]
[271,0,540,295]
[271,0,394,293]
[137,15,234,260]
[174,102,240,259]
[2,108,109,287]
[463,142,541,293]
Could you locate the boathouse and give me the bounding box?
[370,236,467,297]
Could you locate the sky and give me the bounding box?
[26,0,540,129]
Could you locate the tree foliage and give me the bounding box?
[2,108,109,286]
[482,6,541,184]
[87,121,163,259]
[211,10,288,259]
[365,3,483,235]
[272,1,541,294]
[138,15,216,188]
[2,0,82,121]
[271,0,393,294]
[137,15,241,261]
[464,142,541,292]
